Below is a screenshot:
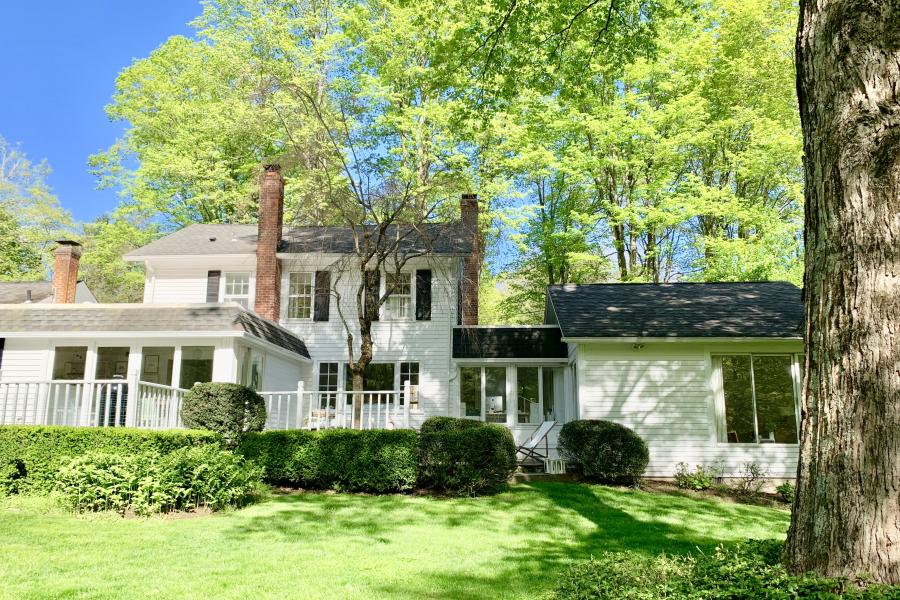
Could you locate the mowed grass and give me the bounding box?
[0,482,789,600]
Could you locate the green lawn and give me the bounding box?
[0,482,789,600]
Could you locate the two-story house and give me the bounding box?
[0,165,805,480]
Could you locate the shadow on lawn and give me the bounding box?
[227,482,788,599]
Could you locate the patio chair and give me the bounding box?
[516,420,556,465]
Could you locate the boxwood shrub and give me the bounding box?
[0,426,222,494]
[558,419,649,484]
[550,540,900,599]
[238,429,417,493]
[181,382,267,445]
[417,417,517,495]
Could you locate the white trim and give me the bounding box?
[453,357,568,364]
[123,253,253,262]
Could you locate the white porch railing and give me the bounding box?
[261,383,416,431]
[0,379,415,432]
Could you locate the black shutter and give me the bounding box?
[415,269,432,321]
[0,338,5,373]
[206,270,221,303]
[365,270,380,321]
[314,271,331,322]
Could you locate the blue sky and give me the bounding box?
[0,1,204,222]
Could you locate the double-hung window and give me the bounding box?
[400,362,419,406]
[385,272,412,320]
[716,354,799,444]
[287,272,314,319]
[223,273,251,308]
[318,362,340,408]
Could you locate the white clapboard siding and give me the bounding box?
[143,254,459,420]
[0,339,48,381]
[577,341,802,478]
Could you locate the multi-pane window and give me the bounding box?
[718,354,799,444]
[223,273,251,308]
[516,367,560,424]
[287,272,314,319]
[318,362,339,408]
[385,272,412,319]
[400,362,419,406]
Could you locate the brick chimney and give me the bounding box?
[52,240,82,304]
[460,194,481,326]
[255,164,284,322]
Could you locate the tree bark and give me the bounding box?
[786,0,900,583]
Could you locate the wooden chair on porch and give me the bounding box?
[516,420,556,467]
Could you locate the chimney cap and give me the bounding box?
[461,193,478,200]
[263,164,282,172]
[55,239,82,247]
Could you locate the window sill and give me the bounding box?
[715,442,799,448]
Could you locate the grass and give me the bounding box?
[0,482,790,600]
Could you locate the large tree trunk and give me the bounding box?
[786,0,900,583]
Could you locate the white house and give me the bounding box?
[0,166,804,479]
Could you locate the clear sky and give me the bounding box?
[0,1,204,223]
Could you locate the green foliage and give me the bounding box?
[776,481,795,504]
[731,462,768,499]
[237,429,418,493]
[419,415,485,434]
[0,426,222,493]
[54,446,264,515]
[417,417,517,495]
[551,540,900,599]
[79,209,158,302]
[558,420,649,484]
[673,463,720,491]
[0,135,74,278]
[181,383,267,446]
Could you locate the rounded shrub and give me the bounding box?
[558,420,649,484]
[417,417,517,495]
[181,383,267,445]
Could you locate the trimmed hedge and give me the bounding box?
[0,426,222,494]
[417,417,517,495]
[558,419,649,484]
[238,429,417,493]
[181,382,267,445]
[551,540,900,599]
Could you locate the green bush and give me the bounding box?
[558,420,649,484]
[419,416,484,434]
[0,426,222,493]
[181,382,267,445]
[673,462,719,491]
[550,540,900,600]
[417,417,517,495]
[776,481,796,504]
[238,429,417,493]
[54,446,264,515]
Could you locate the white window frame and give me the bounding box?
[399,361,420,407]
[713,353,801,446]
[222,272,252,309]
[384,271,413,321]
[286,271,314,320]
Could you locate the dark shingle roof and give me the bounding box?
[546,282,803,339]
[125,222,474,259]
[453,327,569,359]
[0,303,310,358]
[0,281,53,303]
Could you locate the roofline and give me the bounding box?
[548,280,801,288]
[452,324,560,329]
[124,253,253,262]
[562,336,803,343]
[125,250,470,262]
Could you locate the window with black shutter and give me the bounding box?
[206,270,221,303]
[314,271,331,321]
[415,269,432,321]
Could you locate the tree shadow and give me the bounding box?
[225,482,789,599]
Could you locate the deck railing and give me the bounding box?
[0,379,416,431]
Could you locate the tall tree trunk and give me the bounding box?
[786,0,900,583]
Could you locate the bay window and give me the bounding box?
[716,354,799,444]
